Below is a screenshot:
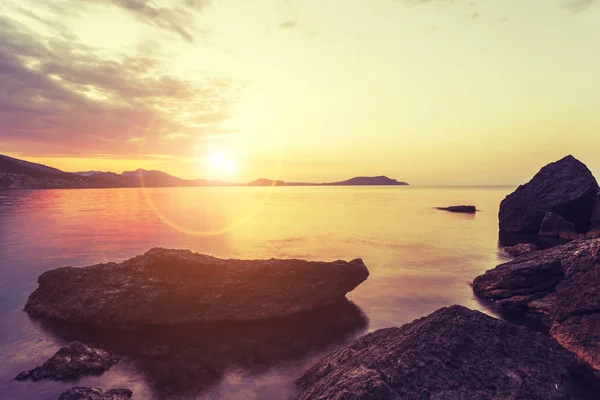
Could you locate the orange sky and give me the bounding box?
[1,0,600,184]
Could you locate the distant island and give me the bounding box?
[0,154,409,190]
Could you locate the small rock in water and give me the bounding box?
[296,305,589,400]
[504,242,538,257]
[14,342,118,382]
[58,387,132,400]
[436,205,477,213]
[37,299,367,399]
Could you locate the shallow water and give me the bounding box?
[0,186,513,399]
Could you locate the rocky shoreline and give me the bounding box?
[474,239,600,368]
[300,155,600,399]
[14,154,600,399]
[473,155,600,375]
[296,305,595,400]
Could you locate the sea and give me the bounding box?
[0,186,515,400]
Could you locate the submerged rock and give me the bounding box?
[539,212,582,240]
[504,242,538,257]
[473,239,600,370]
[296,305,591,400]
[14,342,117,382]
[58,387,132,400]
[39,300,367,399]
[499,155,598,234]
[25,248,369,327]
[436,205,476,213]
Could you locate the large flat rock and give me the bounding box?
[473,239,600,370]
[24,248,369,327]
[296,306,592,400]
[499,155,598,234]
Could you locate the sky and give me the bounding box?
[1,0,599,185]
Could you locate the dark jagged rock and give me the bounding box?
[499,155,599,234]
[504,242,538,257]
[296,305,593,400]
[473,239,600,370]
[14,342,117,382]
[436,205,477,213]
[25,248,369,327]
[539,212,582,240]
[38,300,367,399]
[58,387,132,400]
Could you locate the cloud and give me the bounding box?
[564,0,599,11]
[81,0,210,42]
[280,21,297,29]
[0,11,235,158]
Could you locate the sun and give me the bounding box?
[205,149,237,179]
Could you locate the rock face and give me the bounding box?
[296,305,591,400]
[436,205,477,213]
[58,387,132,400]
[499,155,599,234]
[504,242,538,257]
[473,239,600,370]
[14,342,117,382]
[25,248,369,327]
[591,194,600,229]
[539,212,581,240]
[587,229,600,239]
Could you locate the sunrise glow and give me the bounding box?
[205,149,237,179]
[1,0,600,184]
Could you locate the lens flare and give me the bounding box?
[128,117,283,236]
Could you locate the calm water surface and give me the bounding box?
[0,186,513,400]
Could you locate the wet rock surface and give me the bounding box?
[24,248,369,327]
[296,305,593,400]
[14,342,117,382]
[58,387,132,400]
[499,155,598,234]
[37,300,367,399]
[504,242,538,257]
[474,239,600,370]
